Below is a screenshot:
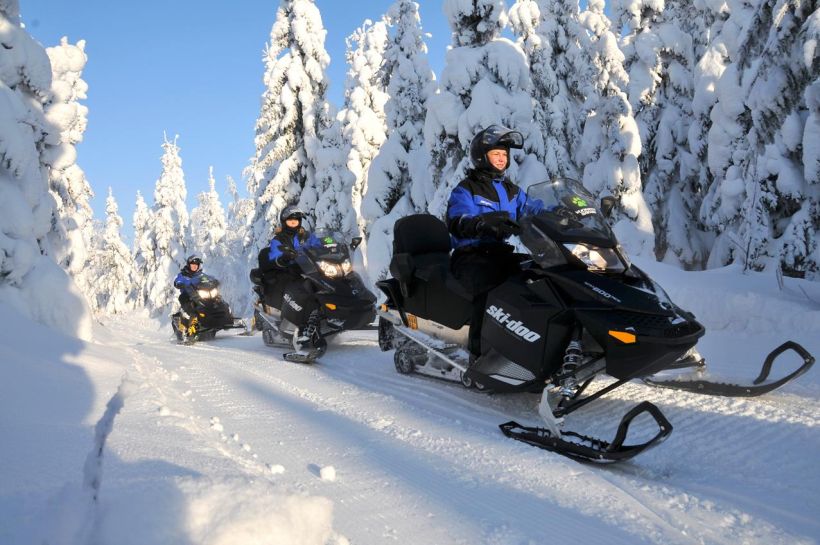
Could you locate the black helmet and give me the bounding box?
[280,205,305,224]
[469,124,524,173]
[186,255,203,268]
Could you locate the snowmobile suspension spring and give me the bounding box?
[561,339,583,374]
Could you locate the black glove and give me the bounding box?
[275,247,298,267]
[473,212,521,240]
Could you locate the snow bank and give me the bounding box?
[96,477,338,545]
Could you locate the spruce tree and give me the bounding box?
[245,0,331,255]
[43,37,96,293]
[92,188,137,314]
[142,135,189,314]
[0,2,91,338]
[362,0,435,284]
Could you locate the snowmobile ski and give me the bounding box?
[500,401,673,464]
[643,341,815,397]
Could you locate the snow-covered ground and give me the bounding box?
[1,259,819,545]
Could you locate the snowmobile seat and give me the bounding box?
[389,214,472,329]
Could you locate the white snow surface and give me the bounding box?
[1,261,819,544]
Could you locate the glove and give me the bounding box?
[474,212,520,240]
[275,247,298,267]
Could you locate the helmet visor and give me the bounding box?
[480,126,524,150]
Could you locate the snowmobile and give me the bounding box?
[376,178,815,463]
[171,274,247,343]
[250,230,377,363]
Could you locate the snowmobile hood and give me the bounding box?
[547,267,680,317]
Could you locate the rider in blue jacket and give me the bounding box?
[446,125,528,357]
[174,255,205,317]
[259,206,323,350]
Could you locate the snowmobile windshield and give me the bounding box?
[518,179,625,272]
[520,179,616,246]
[196,274,220,289]
[306,230,352,262]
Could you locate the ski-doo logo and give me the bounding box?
[584,281,621,303]
[486,305,541,342]
[283,294,303,312]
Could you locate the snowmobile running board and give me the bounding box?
[643,341,815,397]
[500,401,673,464]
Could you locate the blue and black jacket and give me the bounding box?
[174,268,204,294]
[446,171,529,250]
[268,227,322,267]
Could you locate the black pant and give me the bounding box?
[450,245,525,357]
[178,292,198,317]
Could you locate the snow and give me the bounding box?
[2,260,819,544]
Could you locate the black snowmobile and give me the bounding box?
[376,178,815,463]
[171,274,247,343]
[250,230,377,363]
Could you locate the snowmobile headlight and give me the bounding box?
[564,243,625,273]
[317,260,344,278]
[340,259,353,275]
[196,288,219,299]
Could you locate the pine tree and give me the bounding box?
[0,2,91,338]
[223,175,256,316]
[245,0,331,256]
[576,0,655,255]
[43,37,96,294]
[92,188,137,314]
[311,111,359,236]
[338,18,390,239]
[142,135,189,314]
[426,0,543,217]
[362,0,435,284]
[190,166,228,259]
[613,0,707,267]
[508,0,577,179]
[132,190,152,306]
[700,0,818,276]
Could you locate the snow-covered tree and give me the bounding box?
[310,110,358,236]
[217,175,255,318]
[613,0,707,267]
[142,135,189,314]
[190,166,227,259]
[43,37,96,295]
[91,188,137,314]
[0,2,91,338]
[426,0,543,217]
[131,190,151,306]
[362,0,435,285]
[576,0,655,255]
[337,18,389,238]
[700,0,819,277]
[508,0,580,179]
[245,0,331,256]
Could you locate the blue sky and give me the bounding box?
[23,1,450,238]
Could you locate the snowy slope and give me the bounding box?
[1,261,819,545]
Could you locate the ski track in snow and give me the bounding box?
[104,319,820,545]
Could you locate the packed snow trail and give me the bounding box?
[110,313,819,545]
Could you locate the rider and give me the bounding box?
[174,255,205,319]
[260,205,323,350]
[446,124,529,358]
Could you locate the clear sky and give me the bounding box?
[22,1,450,239]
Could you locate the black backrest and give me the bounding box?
[393,214,451,256]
